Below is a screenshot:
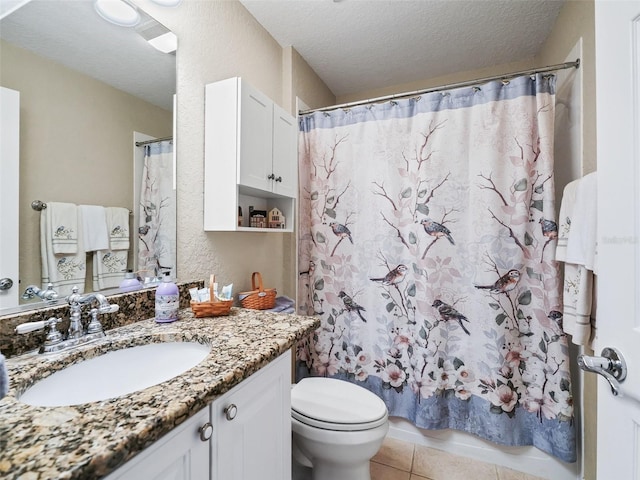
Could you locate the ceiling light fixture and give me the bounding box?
[94,0,140,27]
[147,31,177,54]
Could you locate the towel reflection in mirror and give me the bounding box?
[40,203,132,296]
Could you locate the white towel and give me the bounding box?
[92,250,128,291]
[79,205,109,252]
[565,172,598,273]
[106,207,130,251]
[48,202,78,254]
[41,208,86,296]
[555,175,597,347]
[562,264,594,346]
[555,180,579,262]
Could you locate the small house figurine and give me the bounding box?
[250,210,267,228]
[268,207,285,229]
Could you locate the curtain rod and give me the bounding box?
[299,59,580,115]
[135,136,173,147]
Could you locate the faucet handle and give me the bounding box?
[42,317,64,349]
[98,304,119,314]
[85,308,106,339]
[16,321,46,334]
[15,317,60,334]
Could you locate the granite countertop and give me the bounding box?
[0,308,319,480]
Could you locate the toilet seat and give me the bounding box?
[291,377,388,432]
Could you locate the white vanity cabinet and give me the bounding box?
[104,407,210,480]
[105,350,291,480]
[204,77,297,232]
[210,350,291,480]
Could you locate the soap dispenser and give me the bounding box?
[119,270,142,292]
[155,271,179,323]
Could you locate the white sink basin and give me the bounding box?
[19,342,211,407]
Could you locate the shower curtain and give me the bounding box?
[297,74,575,462]
[137,141,176,278]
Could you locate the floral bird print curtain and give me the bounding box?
[297,74,575,462]
[137,141,176,279]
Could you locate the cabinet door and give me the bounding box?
[211,351,291,480]
[105,407,210,480]
[272,104,298,198]
[238,80,273,192]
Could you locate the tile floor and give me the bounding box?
[370,437,548,480]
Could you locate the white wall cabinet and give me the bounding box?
[105,350,291,480]
[204,77,297,232]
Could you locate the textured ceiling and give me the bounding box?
[0,0,176,111]
[239,0,565,97]
[0,0,564,110]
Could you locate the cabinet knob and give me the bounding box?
[275,176,282,182]
[199,422,213,441]
[224,404,238,421]
[267,174,275,180]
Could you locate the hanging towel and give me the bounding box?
[555,179,579,260]
[555,175,597,347]
[79,205,109,252]
[565,172,598,273]
[41,208,86,296]
[47,202,78,254]
[92,250,128,291]
[562,264,594,346]
[106,207,130,251]
[0,352,8,399]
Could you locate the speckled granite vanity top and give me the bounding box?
[0,308,319,479]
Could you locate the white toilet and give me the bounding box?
[291,377,389,480]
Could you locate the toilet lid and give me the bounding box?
[291,378,388,431]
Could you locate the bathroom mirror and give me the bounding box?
[0,0,176,314]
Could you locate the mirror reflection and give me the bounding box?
[0,0,177,314]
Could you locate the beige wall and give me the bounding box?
[287,46,336,111]
[0,40,172,294]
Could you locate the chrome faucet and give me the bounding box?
[66,287,119,344]
[15,286,119,353]
[22,283,59,302]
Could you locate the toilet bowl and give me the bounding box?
[291,377,389,480]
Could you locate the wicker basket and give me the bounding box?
[190,275,233,317]
[238,272,277,310]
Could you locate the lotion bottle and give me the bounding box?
[155,272,179,323]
